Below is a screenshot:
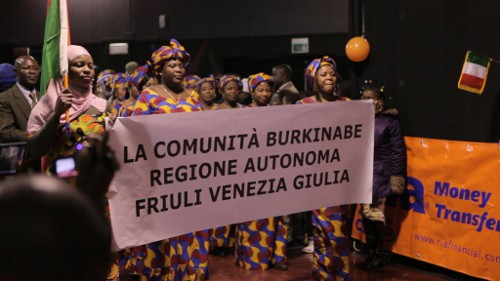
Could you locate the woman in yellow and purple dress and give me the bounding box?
[111,64,158,118]
[217,74,245,109]
[234,73,288,271]
[110,73,131,118]
[96,69,116,100]
[246,73,274,108]
[183,74,201,92]
[120,39,210,281]
[297,56,350,281]
[108,72,129,113]
[207,75,243,258]
[195,75,218,111]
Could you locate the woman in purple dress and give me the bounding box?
[120,39,210,281]
[297,56,351,281]
[234,73,288,271]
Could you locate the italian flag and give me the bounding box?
[457,51,491,94]
[40,0,70,96]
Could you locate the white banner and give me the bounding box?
[108,100,374,250]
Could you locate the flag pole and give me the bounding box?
[63,73,70,136]
[490,58,500,65]
[60,0,70,137]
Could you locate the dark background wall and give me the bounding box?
[0,0,350,92]
[359,0,499,143]
[0,0,498,143]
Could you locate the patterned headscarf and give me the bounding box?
[130,64,153,88]
[218,74,242,91]
[96,69,116,94]
[195,75,216,93]
[97,69,116,84]
[150,39,191,73]
[248,72,273,93]
[113,72,130,91]
[305,56,337,91]
[183,74,201,90]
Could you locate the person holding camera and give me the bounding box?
[26,45,107,174]
[0,131,119,281]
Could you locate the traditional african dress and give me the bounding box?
[120,87,210,281]
[235,217,288,270]
[123,102,136,117]
[211,223,235,252]
[47,111,106,172]
[111,101,134,118]
[197,102,219,111]
[296,96,350,105]
[195,102,233,254]
[233,103,287,270]
[41,110,120,280]
[297,95,350,281]
[131,88,200,115]
[217,102,245,110]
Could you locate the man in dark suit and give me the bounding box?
[270,64,300,105]
[0,55,40,143]
[272,64,299,95]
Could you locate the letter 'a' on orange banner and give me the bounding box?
[351,137,500,280]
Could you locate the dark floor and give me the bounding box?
[208,247,487,281]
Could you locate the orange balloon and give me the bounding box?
[345,37,370,62]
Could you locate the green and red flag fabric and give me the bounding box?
[457,51,491,94]
[40,0,70,96]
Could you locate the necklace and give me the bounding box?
[160,84,181,105]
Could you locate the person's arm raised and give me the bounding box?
[28,89,72,158]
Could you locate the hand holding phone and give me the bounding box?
[76,131,120,204]
[55,157,78,178]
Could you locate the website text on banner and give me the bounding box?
[351,137,500,281]
[108,101,374,250]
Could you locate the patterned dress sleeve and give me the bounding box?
[296,96,317,104]
[111,102,127,118]
[131,88,202,115]
[130,88,171,116]
[120,102,136,117]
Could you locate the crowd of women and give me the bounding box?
[22,38,406,281]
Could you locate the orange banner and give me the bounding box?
[352,137,500,280]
